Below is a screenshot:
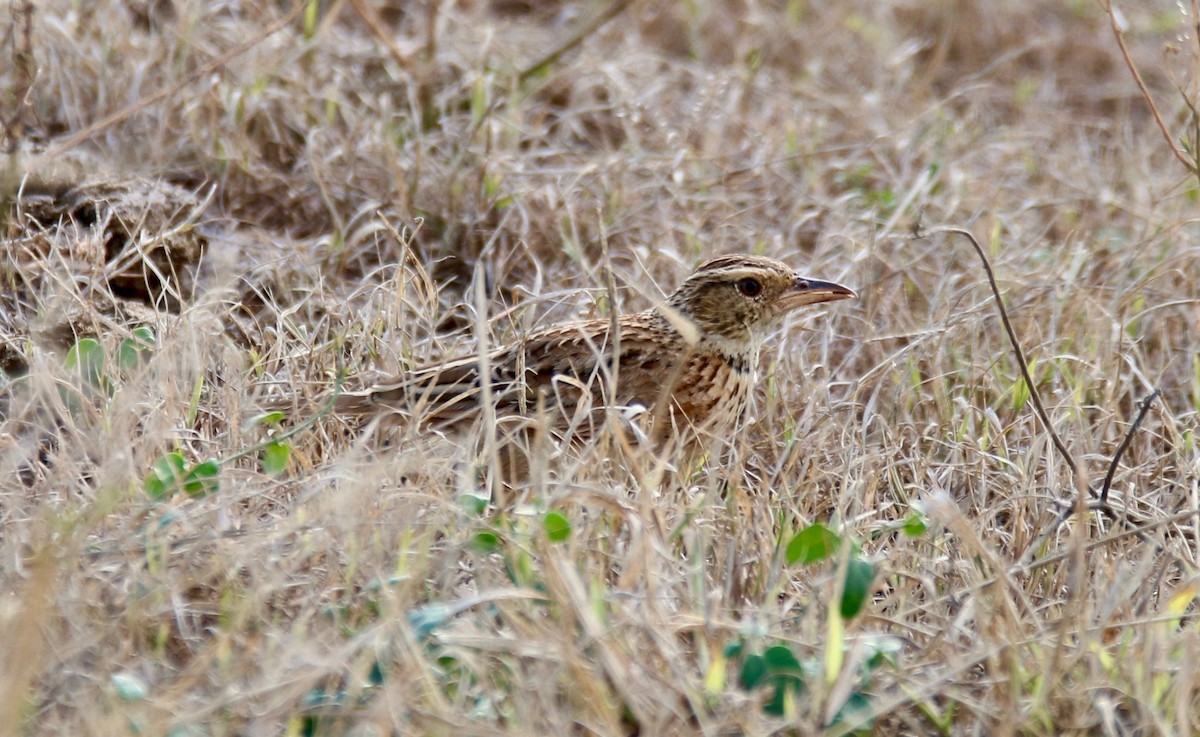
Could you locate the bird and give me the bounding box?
[270,254,856,468]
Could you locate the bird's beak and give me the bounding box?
[776,276,858,311]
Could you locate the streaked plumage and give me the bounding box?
[276,254,856,457]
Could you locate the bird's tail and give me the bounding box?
[258,388,393,417]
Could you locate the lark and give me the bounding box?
[272,254,855,461]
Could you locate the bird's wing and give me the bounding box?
[333,316,604,422]
[338,316,672,427]
[334,352,491,420]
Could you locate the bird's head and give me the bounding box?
[662,254,857,348]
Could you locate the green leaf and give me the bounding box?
[471,531,500,553]
[459,493,489,516]
[506,547,535,587]
[764,680,797,717]
[840,557,876,620]
[66,337,106,388]
[901,512,927,537]
[739,653,767,690]
[117,327,156,371]
[1013,357,1034,412]
[144,452,187,501]
[181,460,220,499]
[762,644,803,672]
[143,456,220,501]
[543,511,571,542]
[261,441,290,476]
[785,523,841,566]
[737,644,810,717]
[864,636,903,670]
[117,340,141,372]
[829,691,875,731]
[247,411,286,427]
[760,646,806,717]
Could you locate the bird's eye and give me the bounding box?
[736,277,763,297]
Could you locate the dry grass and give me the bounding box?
[2,0,1199,734]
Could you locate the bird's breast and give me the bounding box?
[672,350,754,430]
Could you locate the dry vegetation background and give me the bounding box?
[2,0,1200,734]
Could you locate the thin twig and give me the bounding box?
[922,226,1163,562]
[1020,492,1152,569]
[1101,0,1197,174]
[517,0,635,85]
[921,226,1083,485]
[1099,388,1161,504]
[1037,388,1161,547]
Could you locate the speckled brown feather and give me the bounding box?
[330,312,687,436]
[275,254,856,453]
